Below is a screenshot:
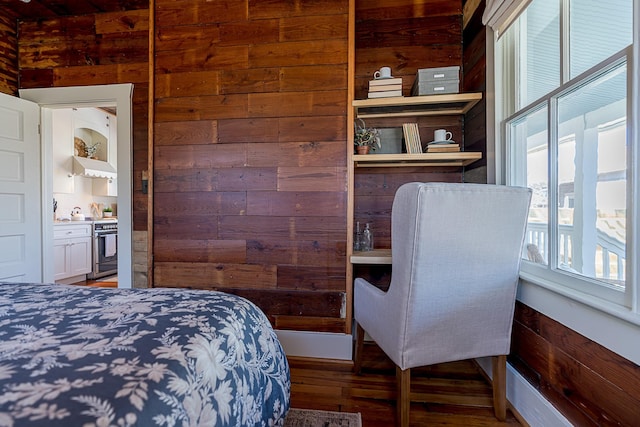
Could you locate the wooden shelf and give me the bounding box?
[351,249,392,264]
[353,93,482,119]
[353,152,482,168]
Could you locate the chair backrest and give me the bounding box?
[386,182,531,369]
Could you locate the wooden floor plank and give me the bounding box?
[288,342,523,426]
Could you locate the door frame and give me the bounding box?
[20,84,134,289]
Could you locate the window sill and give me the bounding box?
[517,270,640,365]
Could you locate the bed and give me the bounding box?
[0,283,290,426]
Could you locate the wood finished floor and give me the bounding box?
[74,276,118,288]
[288,342,523,426]
[72,280,522,425]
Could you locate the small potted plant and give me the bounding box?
[103,206,113,217]
[354,118,381,154]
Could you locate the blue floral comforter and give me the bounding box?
[0,283,290,426]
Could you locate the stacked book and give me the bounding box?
[426,142,460,153]
[368,77,403,99]
[402,123,422,154]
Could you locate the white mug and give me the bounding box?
[373,66,392,79]
[434,129,453,142]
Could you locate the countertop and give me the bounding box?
[54,218,117,225]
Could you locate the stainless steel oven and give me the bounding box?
[88,219,118,279]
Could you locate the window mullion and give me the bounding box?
[630,15,639,310]
[560,0,570,83]
[548,98,560,272]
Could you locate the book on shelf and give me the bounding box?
[402,123,422,154]
[368,84,403,92]
[426,143,460,153]
[368,90,403,98]
[369,77,402,86]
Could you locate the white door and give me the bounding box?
[0,93,42,282]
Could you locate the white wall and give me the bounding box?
[54,177,116,221]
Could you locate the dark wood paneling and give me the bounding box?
[247,141,347,168]
[154,120,218,146]
[6,0,148,20]
[155,0,248,26]
[462,0,486,174]
[0,11,18,95]
[356,15,462,49]
[276,266,346,291]
[511,302,640,426]
[151,0,349,332]
[280,65,348,92]
[355,0,461,21]
[273,315,345,333]
[154,261,277,289]
[248,0,349,19]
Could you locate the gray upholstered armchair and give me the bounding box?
[353,182,531,427]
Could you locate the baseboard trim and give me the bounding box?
[275,330,352,360]
[476,357,572,427]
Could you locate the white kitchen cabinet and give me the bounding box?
[92,176,118,197]
[54,223,92,283]
[52,109,75,193]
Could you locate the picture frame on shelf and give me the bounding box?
[374,128,403,154]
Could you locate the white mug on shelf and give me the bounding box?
[434,129,453,142]
[373,66,392,79]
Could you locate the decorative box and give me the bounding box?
[411,66,460,95]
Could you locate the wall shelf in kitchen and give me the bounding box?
[72,156,117,180]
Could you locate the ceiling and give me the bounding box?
[1,0,148,20]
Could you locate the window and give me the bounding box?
[497,0,634,306]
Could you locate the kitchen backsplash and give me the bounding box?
[54,176,116,220]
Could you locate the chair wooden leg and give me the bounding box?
[353,322,365,374]
[492,355,507,421]
[396,365,410,427]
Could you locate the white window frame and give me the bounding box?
[486,0,640,364]
[507,52,630,306]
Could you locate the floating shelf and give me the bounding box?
[353,93,483,119]
[353,152,482,168]
[350,249,392,264]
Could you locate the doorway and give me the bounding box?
[20,84,134,289]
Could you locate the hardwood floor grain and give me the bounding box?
[73,276,118,288]
[288,342,523,426]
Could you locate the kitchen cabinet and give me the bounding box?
[92,176,118,197]
[54,223,92,283]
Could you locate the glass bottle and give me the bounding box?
[354,221,362,251]
[362,223,373,251]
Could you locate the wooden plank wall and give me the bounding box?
[0,10,18,95]
[512,302,640,426]
[462,0,487,178]
[16,10,151,232]
[352,0,465,287]
[152,0,350,333]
